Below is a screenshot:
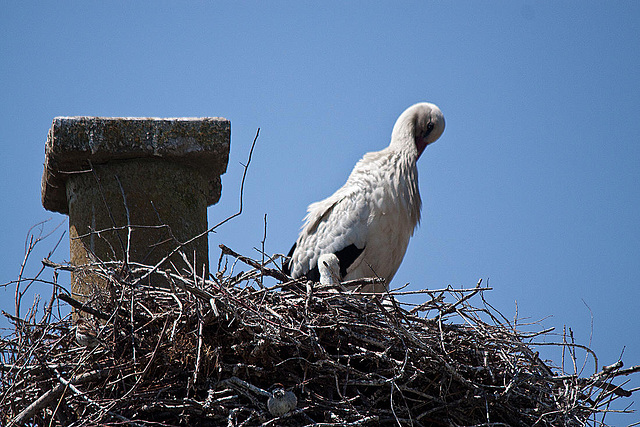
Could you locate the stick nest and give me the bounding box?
[1,245,637,426]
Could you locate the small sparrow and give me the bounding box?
[75,317,104,348]
[267,384,297,417]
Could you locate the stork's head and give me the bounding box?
[318,253,341,286]
[390,102,445,158]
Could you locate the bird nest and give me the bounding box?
[1,244,638,426]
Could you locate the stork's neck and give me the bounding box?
[389,115,420,159]
[386,148,422,229]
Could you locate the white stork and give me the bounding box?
[318,253,341,287]
[283,102,445,293]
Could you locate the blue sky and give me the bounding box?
[2,2,639,423]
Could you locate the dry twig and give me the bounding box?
[1,242,637,426]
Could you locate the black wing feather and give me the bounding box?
[282,243,296,276]
[334,244,365,278]
[284,242,364,282]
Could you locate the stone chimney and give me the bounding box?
[42,116,230,301]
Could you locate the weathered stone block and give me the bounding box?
[41,116,230,298]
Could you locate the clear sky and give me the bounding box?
[2,2,639,423]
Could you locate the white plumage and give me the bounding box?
[318,253,341,286]
[284,102,445,292]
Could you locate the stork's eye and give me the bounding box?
[421,122,435,139]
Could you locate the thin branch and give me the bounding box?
[57,293,111,321]
[88,160,127,259]
[131,128,260,287]
[9,370,108,426]
[219,244,289,282]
